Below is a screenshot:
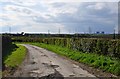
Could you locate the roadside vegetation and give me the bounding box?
[31,43,120,76]
[12,37,120,59]
[4,44,27,68]
[2,36,27,76]
[2,36,27,68]
[3,44,27,76]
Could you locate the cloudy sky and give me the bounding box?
[0,0,119,34]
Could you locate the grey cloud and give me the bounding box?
[1,1,118,34]
[28,2,118,33]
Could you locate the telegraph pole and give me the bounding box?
[58,28,60,34]
[48,30,50,37]
[113,28,116,39]
[48,30,50,34]
[88,26,92,34]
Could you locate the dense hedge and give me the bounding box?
[2,36,13,70]
[42,38,120,59]
[2,36,12,58]
[12,37,120,59]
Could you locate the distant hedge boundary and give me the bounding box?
[13,37,120,59]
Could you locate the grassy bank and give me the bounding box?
[4,44,27,68]
[31,43,120,76]
[3,44,27,77]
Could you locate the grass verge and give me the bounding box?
[31,43,120,76]
[3,44,27,77]
[4,44,27,68]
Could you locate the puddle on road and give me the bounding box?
[51,65,59,68]
[42,63,59,69]
[30,61,37,64]
[41,54,48,57]
[69,74,75,77]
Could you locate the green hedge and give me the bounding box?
[2,36,12,58]
[12,37,120,59]
[39,38,120,59]
[2,36,12,70]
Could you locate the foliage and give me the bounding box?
[14,38,120,59]
[2,36,12,58]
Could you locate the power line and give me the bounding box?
[58,28,60,34]
[113,28,116,39]
[88,26,92,34]
[118,26,120,34]
[48,30,50,34]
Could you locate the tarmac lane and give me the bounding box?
[13,44,96,78]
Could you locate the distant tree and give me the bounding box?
[21,32,25,35]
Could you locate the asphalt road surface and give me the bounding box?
[14,44,96,78]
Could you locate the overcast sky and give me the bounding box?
[0,0,119,34]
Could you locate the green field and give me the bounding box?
[31,43,120,76]
[4,44,27,68]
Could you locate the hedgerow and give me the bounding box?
[2,36,12,58]
[12,37,120,59]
